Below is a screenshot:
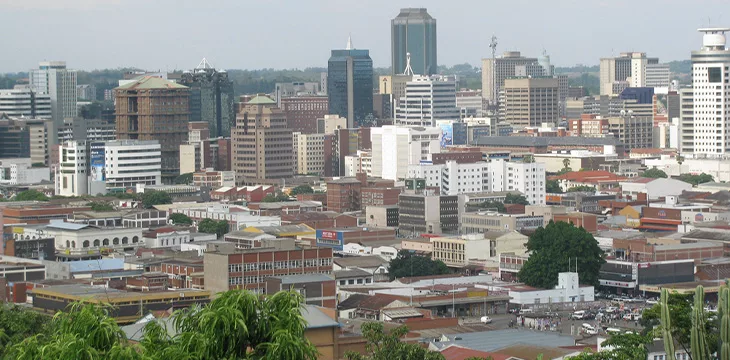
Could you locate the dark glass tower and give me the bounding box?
[179,59,235,138]
[391,8,437,76]
[327,41,373,128]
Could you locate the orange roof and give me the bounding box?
[627,177,656,184]
[631,148,677,155]
[550,170,622,182]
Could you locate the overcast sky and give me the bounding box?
[1,0,728,72]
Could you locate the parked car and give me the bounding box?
[480,316,493,324]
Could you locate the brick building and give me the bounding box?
[280,96,328,134]
[613,238,723,263]
[314,227,396,251]
[361,187,402,208]
[430,151,483,165]
[1,204,91,226]
[327,174,398,213]
[203,240,333,294]
[150,259,205,289]
[553,213,598,233]
[281,211,358,229]
[210,185,275,202]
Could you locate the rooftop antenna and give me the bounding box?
[346,34,353,50]
[197,58,213,70]
[403,52,414,76]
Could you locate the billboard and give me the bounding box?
[89,144,105,181]
[439,123,453,147]
[316,229,344,251]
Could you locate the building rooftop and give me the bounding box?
[337,293,371,310]
[430,329,576,353]
[333,255,389,269]
[246,95,276,105]
[252,201,322,210]
[439,345,512,360]
[268,273,333,284]
[116,76,188,90]
[473,136,622,147]
[683,230,730,242]
[327,178,363,185]
[654,241,722,251]
[245,224,315,235]
[32,284,209,302]
[334,268,373,279]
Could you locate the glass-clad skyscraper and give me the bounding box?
[391,8,437,76]
[327,46,373,128]
[179,59,235,138]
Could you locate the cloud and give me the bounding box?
[0,0,122,11]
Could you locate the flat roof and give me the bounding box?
[32,284,209,302]
[268,274,333,284]
[473,136,622,147]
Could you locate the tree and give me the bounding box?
[344,322,445,360]
[568,333,651,360]
[567,185,597,193]
[198,218,229,238]
[169,213,193,225]
[261,191,291,202]
[388,251,451,280]
[475,200,506,213]
[0,305,49,355]
[518,221,605,288]
[677,173,714,186]
[87,202,114,212]
[14,190,49,202]
[290,184,314,196]
[642,168,668,179]
[140,190,172,209]
[562,158,572,172]
[503,193,529,205]
[546,180,563,194]
[522,155,535,163]
[175,173,193,185]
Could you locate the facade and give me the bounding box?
[193,170,235,188]
[344,150,372,177]
[461,212,544,233]
[294,132,326,175]
[280,96,328,134]
[274,82,321,105]
[646,64,671,91]
[398,191,463,235]
[679,87,694,154]
[394,75,459,127]
[481,51,539,104]
[326,178,362,213]
[114,76,190,177]
[15,220,143,255]
[104,140,162,190]
[178,60,235,138]
[566,95,653,119]
[391,8,437,76]
[508,272,595,305]
[29,61,78,142]
[0,159,50,185]
[599,52,658,96]
[0,204,90,226]
[607,116,654,150]
[327,41,374,128]
[58,118,116,144]
[430,234,489,268]
[264,274,336,307]
[365,205,399,228]
[56,141,88,196]
[499,77,559,128]
[0,118,31,159]
[203,242,333,294]
[370,125,441,181]
[317,114,348,135]
[691,28,730,156]
[232,95,293,184]
[76,84,96,100]
[0,86,51,118]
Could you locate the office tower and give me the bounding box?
[607,115,654,150]
[394,75,459,127]
[691,28,730,156]
[114,76,190,178]
[280,96,328,133]
[599,52,659,96]
[379,74,412,117]
[565,95,653,119]
[679,88,694,154]
[370,125,441,181]
[232,95,293,184]
[179,122,210,174]
[481,51,538,104]
[646,64,671,92]
[391,8,438,76]
[76,84,97,101]
[0,86,51,118]
[28,61,77,142]
[499,78,559,128]
[327,37,373,128]
[178,59,235,138]
[58,118,116,144]
[293,132,326,176]
[26,119,52,165]
[317,114,347,135]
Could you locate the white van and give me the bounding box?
[606,327,622,335]
[571,310,586,320]
[519,308,534,315]
[582,323,598,335]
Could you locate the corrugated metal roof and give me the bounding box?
[431,329,575,353]
[69,258,125,273]
[47,220,89,230]
[270,273,333,284]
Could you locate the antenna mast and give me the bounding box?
[403,52,414,76]
[489,35,498,106]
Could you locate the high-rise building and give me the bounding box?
[0,117,50,164]
[646,64,671,92]
[293,132,326,176]
[274,82,322,106]
[679,87,694,154]
[599,52,659,96]
[29,61,77,142]
[499,78,559,128]
[58,118,116,144]
[327,37,373,128]
[607,116,654,151]
[114,76,190,178]
[692,28,730,156]
[394,75,459,127]
[370,125,441,181]
[391,8,438,76]
[0,86,51,118]
[56,141,88,197]
[76,84,97,101]
[178,59,235,138]
[566,95,653,119]
[232,95,293,184]
[481,51,538,104]
[398,191,462,236]
[280,96,328,133]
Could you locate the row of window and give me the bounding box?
[227,258,332,273]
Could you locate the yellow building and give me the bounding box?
[242,224,316,238]
[619,205,643,228]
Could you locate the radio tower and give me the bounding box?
[489,35,498,107]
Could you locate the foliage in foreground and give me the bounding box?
[344,322,446,360]
[5,290,318,360]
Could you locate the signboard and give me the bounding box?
[405,178,426,190]
[89,144,105,181]
[439,123,453,147]
[599,279,635,288]
[695,213,704,222]
[638,263,651,269]
[657,210,667,218]
[319,230,338,240]
[415,179,426,190]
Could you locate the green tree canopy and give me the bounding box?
[677,173,714,186]
[290,185,314,196]
[546,179,563,193]
[0,305,49,355]
[197,218,229,238]
[174,173,193,185]
[474,200,506,213]
[87,202,114,212]
[388,251,451,280]
[140,191,172,209]
[344,322,445,360]
[517,221,605,288]
[14,190,49,202]
[641,168,668,179]
[169,213,193,226]
[568,333,651,360]
[503,193,529,205]
[261,191,291,202]
[567,185,597,193]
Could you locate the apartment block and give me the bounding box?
[499,77,559,128]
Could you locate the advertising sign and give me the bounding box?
[89,144,105,181]
[439,123,453,147]
[320,230,338,240]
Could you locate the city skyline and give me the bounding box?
[1,0,728,72]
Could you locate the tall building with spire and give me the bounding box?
[178,58,235,138]
[327,36,373,128]
[692,28,730,156]
[391,8,438,76]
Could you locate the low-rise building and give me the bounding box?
[620,177,692,201]
[0,159,50,185]
[431,234,489,268]
[14,220,143,255]
[398,191,464,236]
[550,170,625,192]
[314,227,396,251]
[365,205,399,228]
[461,212,544,234]
[265,274,336,308]
[210,185,275,202]
[507,272,594,305]
[193,170,235,188]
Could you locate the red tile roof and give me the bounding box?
[440,345,512,360]
[626,177,656,184]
